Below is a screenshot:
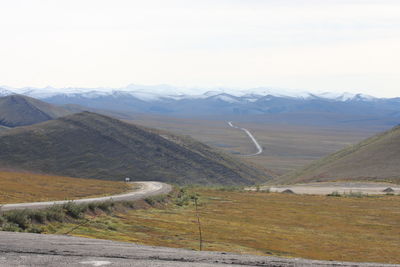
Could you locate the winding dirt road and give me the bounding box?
[0,181,172,212]
[228,121,263,156]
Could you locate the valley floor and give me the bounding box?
[127,116,380,175]
[44,188,400,265]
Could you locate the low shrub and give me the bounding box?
[121,201,136,209]
[0,215,5,226]
[216,186,244,192]
[45,206,65,222]
[27,224,44,234]
[63,202,86,219]
[0,192,175,233]
[1,222,21,232]
[346,191,366,198]
[88,202,97,212]
[261,187,271,193]
[174,188,192,206]
[3,210,31,230]
[29,211,47,224]
[327,191,342,197]
[96,201,114,213]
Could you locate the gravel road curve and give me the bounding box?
[0,181,172,212]
[228,121,263,156]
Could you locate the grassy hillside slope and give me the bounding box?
[0,112,270,185]
[0,171,129,204]
[279,125,400,184]
[0,95,71,127]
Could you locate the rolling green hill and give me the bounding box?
[0,112,271,185]
[0,94,71,127]
[278,125,400,184]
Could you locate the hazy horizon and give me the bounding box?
[1,0,400,97]
[1,83,391,99]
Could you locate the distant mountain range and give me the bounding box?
[2,84,379,102]
[2,84,400,128]
[0,112,271,185]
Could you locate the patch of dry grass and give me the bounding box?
[0,171,130,204]
[50,189,400,264]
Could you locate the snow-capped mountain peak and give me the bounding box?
[2,84,382,103]
[0,88,15,97]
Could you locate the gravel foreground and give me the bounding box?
[0,232,398,267]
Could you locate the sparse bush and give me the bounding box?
[29,210,47,224]
[3,210,31,230]
[96,201,114,213]
[0,191,176,233]
[346,191,365,198]
[45,205,65,222]
[327,191,342,197]
[144,197,156,206]
[216,186,244,192]
[1,222,21,232]
[107,224,117,231]
[88,202,97,212]
[63,202,86,219]
[27,224,44,233]
[144,194,169,206]
[174,188,193,206]
[262,187,271,193]
[121,201,136,209]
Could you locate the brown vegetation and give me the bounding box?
[44,188,400,264]
[0,171,129,204]
[127,115,377,175]
[279,125,400,184]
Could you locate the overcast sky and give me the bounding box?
[1,0,400,97]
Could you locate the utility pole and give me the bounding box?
[193,195,203,251]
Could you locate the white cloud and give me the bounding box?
[0,0,399,97]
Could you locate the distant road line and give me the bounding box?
[0,181,172,212]
[227,121,263,156]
